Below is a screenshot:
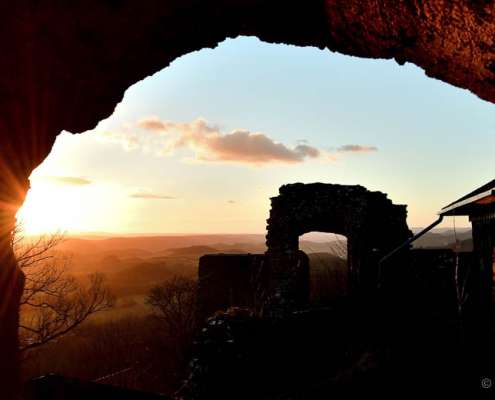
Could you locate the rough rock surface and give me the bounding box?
[1,1,495,397]
[2,1,495,176]
[182,304,389,398]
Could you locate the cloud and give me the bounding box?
[188,129,320,164]
[137,117,172,132]
[99,130,140,151]
[336,144,378,153]
[101,117,378,166]
[227,200,236,204]
[294,144,320,158]
[129,191,176,200]
[140,118,320,165]
[123,136,140,150]
[40,176,92,186]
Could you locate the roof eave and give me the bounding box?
[439,189,495,216]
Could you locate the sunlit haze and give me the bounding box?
[17,37,494,235]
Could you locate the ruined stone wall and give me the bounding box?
[197,252,310,321]
[197,254,266,321]
[265,183,412,310]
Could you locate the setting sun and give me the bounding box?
[16,176,125,235]
[17,185,82,234]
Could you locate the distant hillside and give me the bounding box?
[167,245,220,256]
[412,228,472,250]
[57,234,266,255]
[300,240,347,255]
[104,256,198,297]
[308,252,348,304]
[51,234,352,282]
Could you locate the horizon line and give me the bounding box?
[22,226,472,238]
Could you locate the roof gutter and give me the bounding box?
[377,215,444,288]
[439,189,495,216]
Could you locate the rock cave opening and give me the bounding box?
[1,1,494,394]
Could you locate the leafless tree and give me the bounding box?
[450,222,470,323]
[14,229,114,353]
[452,242,471,343]
[146,276,197,360]
[304,234,348,304]
[13,227,65,270]
[454,252,470,316]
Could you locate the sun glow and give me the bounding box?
[16,177,125,235]
[17,186,82,235]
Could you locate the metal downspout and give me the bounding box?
[377,215,444,288]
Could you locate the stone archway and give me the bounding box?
[265,183,411,309]
[2,1,495,397]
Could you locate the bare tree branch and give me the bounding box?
[146,276,197,362]
[14,229,115,353]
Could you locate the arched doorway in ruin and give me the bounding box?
[300,231,348,305]
[265,183,411,308]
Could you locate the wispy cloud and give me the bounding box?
[129,190,176,200]
[336,144,378,153]
[38,176,92,186]
[138,117,320,165]
[99,130,140,151]
[137,117,172,132]
[100,117,378,166]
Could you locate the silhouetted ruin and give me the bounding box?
[188,181,495,397]
[197,254,267,321]
[197,250,311,321]
[197,183,411,319]
[265,183,411,311]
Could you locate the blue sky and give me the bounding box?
[18,36,495,234]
